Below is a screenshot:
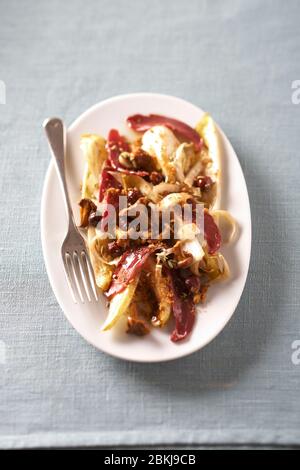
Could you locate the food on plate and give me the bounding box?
[78,113,236,342]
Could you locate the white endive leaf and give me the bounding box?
[101,277,140,331]
[81,134,107,199]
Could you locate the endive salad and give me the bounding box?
[78,113,236,342]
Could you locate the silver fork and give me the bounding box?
[43,117,98,303]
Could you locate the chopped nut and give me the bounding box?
[127,187,142,205]
[108,241,124,257]
[193,293,201,304]
[194,175,213,191]
[149,171,164,185]
[131,148,157,172]
[151,316,162,327]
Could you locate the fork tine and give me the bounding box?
[72,251,85,303]
[81,250,99,301]
[62,253,78,304]
[76,251,92,302]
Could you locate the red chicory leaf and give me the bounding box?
[99,187,121,232]
[105,246,155,298]
[127,114,203,151]
[204,211,221,254]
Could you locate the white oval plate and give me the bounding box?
[41,93,251,362]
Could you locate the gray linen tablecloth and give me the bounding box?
[1,0,300,449]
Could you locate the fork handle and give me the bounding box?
[43,117,76,229]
